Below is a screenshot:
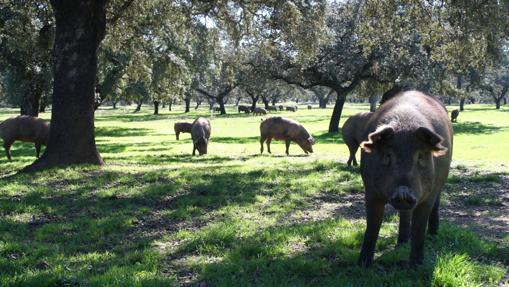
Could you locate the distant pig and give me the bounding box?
[191,117,211,156]
[267,106,278,112]
[238,105,251,114]
[285,106,296,112]
[174,122,192,140]
[253,107,267,115]
[307,105,312,110]
[450,109,459,122]
[0,115,50,160]
[341,112,373,166]
[358,91,453,267]
[260,117,315,155]
[278,105,284,111]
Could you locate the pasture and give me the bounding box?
[0,104,508,286]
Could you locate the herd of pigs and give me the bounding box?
[0,90,462,267]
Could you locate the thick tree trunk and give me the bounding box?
[20,90,41,117]
[459,98,465,111]
[168,99,172,111]
[153,101,159,114]
[195,100,201,110]
[112,101,117,109]
[495,98,501,109]
[22,0,105,172]
[39,97,47,113]
[218,99,226,115]
[184,98,190,113]
[328,92,346,133]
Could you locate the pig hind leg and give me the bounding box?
[266,137,272,153]
[35,142,42,158]
[346,142,359,166]
[260,136,266,154]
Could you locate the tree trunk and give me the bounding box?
[261,96,270,109]
[319,98,327,108]
[495,98,501,109]
[195,100,201,110]
[112,101,117,109]
[20,90,41,117]
[39,97,47,113]
[368,95,378,112]
[218,99,226,115]
[328,91,346,133]
[153,101,159,114]
[503,97,507,105]
[168,99,172,111]
[184,98,190,113]
[22,0,105,172]
[250,96,259,111]
[235,97,241,106]
[459,98,465,111]
[134,101,142,112]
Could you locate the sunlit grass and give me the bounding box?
[0,103,507,285]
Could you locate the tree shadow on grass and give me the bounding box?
[96,126,151,137]
[313,131,344,144]
[452,121,502,134]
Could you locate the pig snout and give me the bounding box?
[390,186,416,210]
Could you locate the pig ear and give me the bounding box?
[308,137,315,145]
[360,125,394,153]
[416,127,448,157]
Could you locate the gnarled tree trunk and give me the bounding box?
[20,90,42,117]
[184,98,190,113]
[328,91,346,133]
[153,101,159,114]
[22,0,105,172]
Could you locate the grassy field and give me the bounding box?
[0,103,508,286]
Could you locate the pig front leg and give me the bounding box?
[3,141,13,161]
[260,137,265,154]
[409,201,434,266]
[358,198,385,267]
[428,193,440,235]
[176,131,180,140]
[192,144,196,156]
[397,210,412,246]
[285,139,291,155]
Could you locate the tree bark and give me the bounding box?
[153,101,159,114]
[168,99,172,111]
[249,96,259,111]
[39,97,48,113]
[195,99,201,110]
[459,98,465,111]
[134,100,142,112]
[328,91,346,133]
[112,101,117,109]
[22,0,105,172]
[184,98,190,113]
[218,99,226,115]
[495,98,501,109]
[20,90,42,117]
[368,95,378,112]
[261,96,270,109]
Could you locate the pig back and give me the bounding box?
[191,117,211,140]
[260,117,309,141]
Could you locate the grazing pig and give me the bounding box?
[450,109,459,122]
[307,105,312,110]
[341,112,373,166]
[214,107,221,112]
[260,117,315,155]
[238,105,251,114]
[0,115,50,160]
[174,122,192,140]
[357,91,453,267]
[191,117,211,156]
[285,106,297,112]
[253,107,267,115]
[278,105,284,111]
[267,106,278,112]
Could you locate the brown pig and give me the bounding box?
[357,91,452,267]
[450,109,459,122]
[174,122,192,140]
[341,112,373,166]
[260,117,315,155]
[0,115,50,160]
[191,117,211,156]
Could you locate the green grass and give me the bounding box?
[0,103,508,286]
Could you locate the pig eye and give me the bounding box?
[382,152,392,166]
[418,153,427,167]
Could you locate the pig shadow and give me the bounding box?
[452,121,502,134]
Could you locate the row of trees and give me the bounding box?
[0,0,508,171]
